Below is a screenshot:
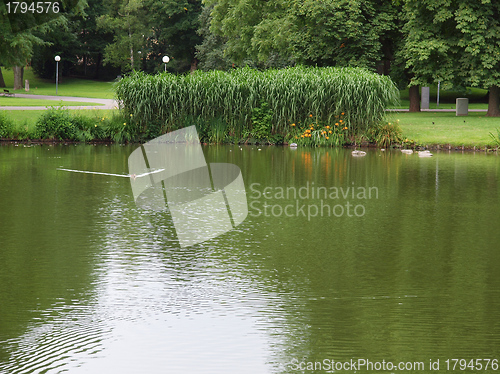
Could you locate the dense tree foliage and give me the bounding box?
[0,0,86,87]
[96,0,148,71]
[205,0,399,70]
[1,0,500,116]
[144,0,203,72]
[401,0,500,115]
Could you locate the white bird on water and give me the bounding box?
[351,150,366,157]
[418,150,433,157]
[401,149,413,154]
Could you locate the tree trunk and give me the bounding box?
[0,68,5,87]
[190,58,198,74]
[487,85,500,117]
[129,26,134,71]
[409,85,420,112]
[13,66,23,90]
[94,53,102,79]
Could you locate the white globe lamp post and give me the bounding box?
[55,55,61,95]
[162,56,169,72]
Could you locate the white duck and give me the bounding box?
[352,150,367,157]
[418,150,433,157]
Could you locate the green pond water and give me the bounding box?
[0,144,499,373]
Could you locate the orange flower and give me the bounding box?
[309,114,313,117]
[301,135,304,138]
[326,126,330,129]
[328,130,332,134]
[341,112,345,115]
[326,136,329,140]
[291,123,295,127]
[339,120,343,123]
[343,126,348,130]
[335,123,339,126]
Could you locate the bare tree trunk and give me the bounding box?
[190,58,198,74]
[94,53,102,79]
[0,67,5,87]
[13,66,23,90]
[409,85,420,112]
[129,26,134,71]
[487,85,500,117]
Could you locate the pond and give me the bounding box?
[0,143,499,373]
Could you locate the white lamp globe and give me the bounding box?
[162,56,169,63]
[55,55,61,62]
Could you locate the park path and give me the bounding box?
[2,94,488,112]
[0,94,118,110]
[386,108,487,112]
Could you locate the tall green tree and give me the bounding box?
[286,0,398,69]
[97,0,148,72]
[455,1,500,116]
[204,0,398,71]
[74,0,116,78]
[205,0,292,65]
[401,0,500,116]
[0,0,85,88]
[195,4,232,71]
[144,0,203,73]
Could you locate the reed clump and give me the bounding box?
[115,66,399,142]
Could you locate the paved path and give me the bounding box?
[1,94,487,113]
[387,108,487,112]
[0,94,119,110]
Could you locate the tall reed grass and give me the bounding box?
[115,66,399,138]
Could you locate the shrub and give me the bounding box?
[251,101,273,140]
[366,121,404,147]
[104,112,135,143]
[35,106,77,140]
[0,112,14,138]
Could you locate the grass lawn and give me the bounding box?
[388,111,500,147]
[1,68,115,99]
[0,97,104,107]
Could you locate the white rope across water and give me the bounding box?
[57,168,165,178]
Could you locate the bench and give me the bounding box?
[3,89,14,97]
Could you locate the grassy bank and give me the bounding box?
[2,107,499,148]
[1,68,115,99]
[389,112,500,148]
[0,108,123,142]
